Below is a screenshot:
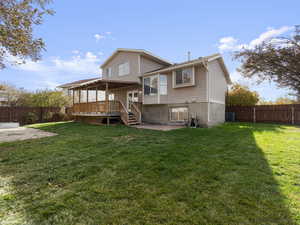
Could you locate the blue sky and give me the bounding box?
[1,0,299,100]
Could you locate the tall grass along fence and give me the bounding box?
[0,106,61,125]
[226,104,300,125]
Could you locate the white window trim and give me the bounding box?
[169,107,189,122]
[106,67,112,78]
[143,75,159,96]
[159,74,168,96]
[118,62,130,76]
[172,66,195,88]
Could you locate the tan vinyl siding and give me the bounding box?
[102,52,140,82]
[143,65,207,105]
[208,60,227,104]
[109,86,142,105]
[140,56,165,74]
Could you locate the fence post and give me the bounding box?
[292,105,295,125]
[253,107,256,123]
[40,107,43,122]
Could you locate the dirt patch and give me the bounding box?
[0,127,57,143]
[112,135,136,142]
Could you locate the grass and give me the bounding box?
[0,122,299,225]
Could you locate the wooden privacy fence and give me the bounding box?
[226,104,300,125]
[0,106,61,124]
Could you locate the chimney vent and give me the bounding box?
[187,51,191,61]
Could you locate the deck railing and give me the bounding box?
[119,100,129,125]
[72,100,120,114]
[131,102,142,123]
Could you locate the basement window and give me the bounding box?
[170,107,188,121]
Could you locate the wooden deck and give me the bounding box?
[72,100,120,115]
[71,100,142,126]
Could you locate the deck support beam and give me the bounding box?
[79,89,81,103]
[86,88,89,103]
[95,87,98,102]
[105,82,109,114]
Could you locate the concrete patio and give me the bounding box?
[0,127,57,143]
[132,123,185,131]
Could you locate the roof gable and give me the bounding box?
[143,53,232,84]
[100,48,172,68]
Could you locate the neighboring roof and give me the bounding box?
[57,78,101,88]
[100,48,172,68]
[143,53,232,84]
[70,79,140,90]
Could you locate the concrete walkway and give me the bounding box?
[0,127,57,143]
[132,124,185,131]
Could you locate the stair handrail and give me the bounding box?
[131,102,142,123]
[119,100,129,125]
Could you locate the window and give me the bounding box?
[170,107,188,121]
[106,67,112,78]
[109,94,114,100]
[144,77,150,95]
[118,62,130,76]
[159,75,167,95]
[144,76,158,96]
[173,67,194,87]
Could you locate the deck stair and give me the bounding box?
[119,101,141,126]
[127,113,140,125]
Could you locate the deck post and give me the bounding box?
[79,89,81,103]
[86,88,89,113]
[86,88,89,103]
[72,90,75,105]
[95,87,98,102]
[105,82,109,113]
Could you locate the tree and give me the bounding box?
[0,82,24,105]
[234,26,300,99]
[226,83,260,106]
[259,96,298,105]
[0,0,54,69]
[18,89,71,107]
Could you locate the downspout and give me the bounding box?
[157,74,160,104]
[205,60,210,124]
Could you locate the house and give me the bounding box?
[59,48,231,127]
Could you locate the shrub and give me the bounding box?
[52,112,70,121]
[42,111,53,122]
[22,112,39,124]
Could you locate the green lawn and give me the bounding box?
[0,122,300,225]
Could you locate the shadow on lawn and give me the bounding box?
[0,122,297,224]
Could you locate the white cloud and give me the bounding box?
[94,32,115,42]
[7,51,102,89]
[72,50,80,54]
[218,26,293,52]
[230,71,243,83]
[94,34,105,41]
[52,51,101,74]
[248,26,292,48]
[218,37,240,51]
